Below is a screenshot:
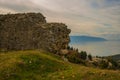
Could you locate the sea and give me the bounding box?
[70,40,120,56]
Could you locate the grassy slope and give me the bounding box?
[0,50,120,80]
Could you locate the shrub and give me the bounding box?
[65,52,85,64]
[79,51,87,60]
[88,54,92,61]
[99,60,109,69]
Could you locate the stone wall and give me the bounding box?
[0,13,71,53]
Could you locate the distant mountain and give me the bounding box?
[70,36,107,43]
[111,54,120,61]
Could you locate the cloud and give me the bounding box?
[0,0,120,39]
[0,0,41,13]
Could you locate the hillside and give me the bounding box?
[0,50,120,80]
[70,36,107,43]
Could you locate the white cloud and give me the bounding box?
[0,0,120,39]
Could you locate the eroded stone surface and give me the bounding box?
[0,13,70,53]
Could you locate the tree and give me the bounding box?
[65,52,85,64]
[88,54,92,61]
[80,51,87,60]
[76,48,79,52]
[70,47,73,50]
[67,46,70,50]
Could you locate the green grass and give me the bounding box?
[0,50,120,80]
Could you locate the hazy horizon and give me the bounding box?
[70,37,120,56]
[0,0,120,40]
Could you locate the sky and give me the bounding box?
[0,0,120,40]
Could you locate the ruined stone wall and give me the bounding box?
[0,13,71,53]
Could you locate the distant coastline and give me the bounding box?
[70,36,107,43]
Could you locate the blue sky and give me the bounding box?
[0,0,120,40]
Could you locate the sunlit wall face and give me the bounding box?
[0,0,120,40]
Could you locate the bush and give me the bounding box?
[107,57,119,69]
[99,60,109,69]
[88,54,92,61]
[65,52,85,64]
[79,51,87,60]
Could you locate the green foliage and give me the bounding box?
[99,60,109,69]
[65,50,89,65]
[107,57,119,69]
[66,51,85,65]
[79,51,87,60]
[88,54,92,61]
[67,46,71,50]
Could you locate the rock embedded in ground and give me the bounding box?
[0,13,71,53]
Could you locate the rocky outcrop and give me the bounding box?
[0,13,71,53]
